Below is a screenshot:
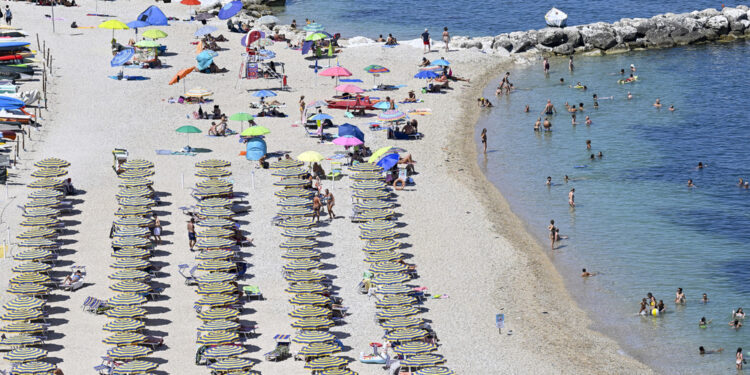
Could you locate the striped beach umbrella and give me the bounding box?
[111,360,158,374]
[107,294,147,307]
[0,334,42,346]
[118,197,156,207]
[292,317,334,330]
[369,261,408,274]
[12,361,56,374]
[122,159,154,170]
[289,306,331,319]
[108,270,149,281]
[30,168,68,178]
[196,178,233,189]
[103,318,146,332]
[13,248,53,261]
[208,358,254,372]
[20,217,61,228]
[285,271,326,283]
[110,281,150,294]
[4,347,48,363]
[197,260,236,272]
[271,167,307,178]
[102,332,146,346]
[375,295,417,309]
[21,208,60,218]
[196,331,239,345]
[118,178,153,188]
[372,273,410,285]
[350,172,385,181]
[278,217,316,228]
[10,273,52,285]
[359,220,397,231]
[118,169,155,179]
[285,282,327,294]
[282,248,321,260]
[400,354,445,367]
[275,188,315,198]
[105,306,147,319]
[196,272,236,284]
[12,262,51,274]
[111,247,150,259]
[392,341,436,356]
[202,345,246,359]
[197,198,232,209]
[195,168,232,179]
[195,218,235,229]
[107,345,152,361]
[110,258,150,270]
[195,294,237,307]
[114,206,152,217]
[364,251,403,263]
[116,186,153,199]
[197,319,240,332]
[283,259,323,271]
[322,369,359,375]
[34,158,69,169]
[16,238,57,249]
[352,190,390,200]
[351,180,387,190]
[196,159,231,169]
[278,206,314,217]
[270,159,304,169]
[376,284,413,295]
[378,110,406,122]
[415,367,455,375]
[354,209,394,221]
[28,189,63,200]
[199,207,234,218]
[281,228,319,239]
[363,239,402,252]
[194,186,233,198]
[384,328,428,342]
[196,282,237,295]
[112,227,151,237]
[6,283,49,296]
[0,322,44,334]
[197,228,234,238]
[305,356,348,371]
[360,229,398,241]
[273,178,309,188]
[16,228,56,240]
[3,297,44,311]
[197,308,239,321]
[27,178,64,189]
[23,198,61,209]
[112,237,151,248]
[277,197,313,207]
[280,238,318,249]
[355,200,394,211]
[196,249,234,261]
[349,162,383,173]
[299,342,341,357]
[289,293,329,306]
[292,330,335,344]
[113,216,152,227]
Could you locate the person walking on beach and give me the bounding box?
[4,7,11,26]
[421,29,430,53]
[324,189,335,220]
[442,27,450,51]
[299,96,306,123]
[568,188,575,207]
[187,218,196,251]
[312,194,322,223]
[480,128,487,153]
[738,348,744,370]
[548,220,558,249]
[151,213,162,246]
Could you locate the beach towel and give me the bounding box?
[108,75,148,81]
[339,79,363,83]
[398,99,424,104]
[382,44,398,48]
[156,149,196,156]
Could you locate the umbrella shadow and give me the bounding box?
[190,148,212,153]
[145,306,170,314]
[244,344,262,354]
[146,318,172,327]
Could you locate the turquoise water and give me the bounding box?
[476,41,750,373]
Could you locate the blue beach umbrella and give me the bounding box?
[0,96,25,110]
[195,25,218,38]
[303,23,324,32]
[218,1,243,20]
[377,153,399,171]
[196,50,218,71]
[126,20,150,29]
[338,123,364,142]
[310,113,333,121]
[253,90,277,98]
[414,70,439,79]
[430,59,450,66]
[374,101,394,110]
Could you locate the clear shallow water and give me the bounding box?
[475,42,750,374]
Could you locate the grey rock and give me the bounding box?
[251,10,262,18]
[629,18,654,37]
[672,30,707,45]
[626,38,647,49]
[552,43,575,55]
[706,15,729,34]
[644,28,674,47]
[563,27,583,46]
[613,25,638,43]
[699,8,721,18]
[492,35,512,51]
[580,24,617,50]
[538,27,565,46]
[730,19,747,33]
[722,7,747,21]
[738,5,749,11]
[509,31,535,53]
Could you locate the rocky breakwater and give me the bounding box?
[449,5,750,56]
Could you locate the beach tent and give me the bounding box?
[196,50,217,71]
[338,123,364,142]
[137,6,169,26]
[245,138,266,161]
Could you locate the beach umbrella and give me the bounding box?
[194,186,233,198]
[285,271,326,283]
[176,125,202,150]
[282,249,322,260]
[350,172,385,181]
[110,258,150,270]
[6,284,49,296]
[203,345,247,359]
[272,167,307,178]
[299,342,341,357]
[298,151,325,163]
[12,262,51,274]
[350,163,383,173]
[118,178,153,188]
[21,208,60,218]
[279,238,318,249]
[4,347,47,363]
[10,273,52,285]
[23,198,61,209]
[293,330,335,344]
[16,238,57,249]
[105,306,147,319]
[392,341,436,356]
[303,22,324,32]
[377,154,400,172]
[229,112,254,128]
[378,110,406,122]
[118,197,156,207]
[107,345,152,361]
[112,247,150,259]
[103,318,146,332]
[270,159,304,169]
[322,370,358,375]
[0,309,44,322]
[111,360,158,375]
[278,217,316,228]
[34,158,69,169]
[355,200,393,210]
[198,319,240,332]
[238,125,273,139]
[281,228,319,238]
[289,306,331,319]
[196,168,232,179]
[134,40,160,48]
[194,25,218,38]
[107,294,147,307]
[278,206,314,218]
[122,159,154,170]
[196,225,233,236]
[218,1,243,20]
[277,197,313,207]
[197,260,236,272]
[354,209,395,220]
[28,189,63,200]
[12,361,56,374]
[114,206,152,218]
[332,135,363,147]
[305,356,348,371]
[169,66,196,92]
[289,293,329,306]
[431,58,450,66]
[196,50,218,71]
[415,367,455,375]
[142,29,168,40]
[384,328,428,342]
[359,220,397,231]
[195,218,234,228]
[365,64,390,74]
[320,66,352,86]
[274,178,308,188]
[305,32,329,42]
[401,354,445,367]
[180,0,200,4]
[414,70,439,79]
[110,281,150,294]
[375,283,412,295]
[275,188,314,199]
[196,282,237,295]
[196,250,235,261]
[3,297,45,311]
[257,15,280,25]
[372,273,410,285]
[252,90,277,99]
[196,294,237,307]
[13,249,53,261]
[375,295,417,308]
[196,159,231,169]
[30,168,67,178]
[196,331,239,345]
[0,322,44,334]
[197,308,239,321]
[112,237,151,248]
[195,237,235,250]
[196,272,236,284]
[186,86,214,97]
[108,270,150,281]
[335,84,364,94]
[0,335,42,346]
[209,358,254,372]
[103,332,146,346]
[377,306,420,320]
[283,259,323,271]
[27,178,63,189]
[364,251,403,263]
[360,230,398,241]
[196,178,233,188]
[285,282,327,294]
[99,19,129,38]
[119,169,155,179]
[112,226,151,237]
[292,317,334,330]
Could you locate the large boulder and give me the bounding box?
[613,25,638,42]
[699,8,721,18]
[580,24,617,50]
[706,15,730,34]
[629,18,654,37]
[508,31,536,53]
[492,34,513,52]
[671,28,707,45]
[552,43,575,55]
[730,19,747,34]
[722,7,747,21]
[537,27,565,46]
[563,27,583,46]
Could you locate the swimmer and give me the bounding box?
[583,85,587,90]
[647,293,657,307]
[546,176,552,186]
[697,162,705,169]
[548,220,557,249]
[699,317,712,328]
[593,94,599,108]
[669,105,675,111]
[578,102,584,111]
[569,188,575,207]
[534,117,541,131]
[627,92,633,100]
[597,151,603,159]
[590,154,595,160]
[745,182,749,189]
[559,77,565,84]
[564,175,569,183]
[738,348,745,370]
[568,105,577,113]
[658,300,666,313]
[688,179,695,188]
[542,57,550,73]
[675,288,686,304]
[699,346,723,355]
[739,178,744,187]
[654,98,662,108]
[541,99,557,115]
[730,319,743,330]
[569,55,574,71]
[620,68,625,75]
[543,118,552,130]
[639,299,648,315]
[630,63,636,72]
[571,113,577,125]
[585,116,592,125]
[564,101,570,110]
[702,293,709,303]
[524,104,529,113]
[734,308,745,319]
[586,140,591,150]
[581,268,597,277]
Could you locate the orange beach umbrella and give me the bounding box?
[170,67,196,93]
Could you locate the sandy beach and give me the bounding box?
[0,1,653,374]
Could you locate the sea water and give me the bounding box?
[475,42,750,374]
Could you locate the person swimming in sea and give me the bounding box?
[697,162,705,170]
[647,292,657,307]
[586,140,591,150]
[627,91,633,100]
[733,307,745,320]
[541,100,556,115]
[546,176,552,186]
[630,63,636,72]
[654,98,662,108]
[564,175,569,183]
[585,116,592,125]
[702,293,709,303]
[543,118,552,131]
[581,268,597,277]
[578,102,585,111]
[593,94,599,109]
[568,104,577,113]
[524,104,529,113]
[571,113,577,125]
[730,319,743,330]
[739,178,744,187]
[639,299,648,315]
[699,317,711,328]
[669,105,675,111]
[675,288,686,304]
[688,179,696,188]
[559,77,565,84]
[620,68,625,75]
[590,154,595,160]
[597,151,603,159]
[699,346,724,355]
[658,300,666,313]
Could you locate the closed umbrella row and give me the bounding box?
[190,160,258,373]
[103,159,160,374]
[2,158,76,374]
[350,162,454,375]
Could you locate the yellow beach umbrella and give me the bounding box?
[368,146,394,163]
[297,151,325,163]
[98,19,129,38]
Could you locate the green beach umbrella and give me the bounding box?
[278,217,316,228]
[195,218,234,228]
[121,159,154,170]
[196,331,239,345]
[111,360,158,375]
[375,295,417,308]
[103,318,146,332]
[0,334,42,346]
[116,187,153,199]
[415,367,455,375]
[196,178,233,189]
[13,249,53,261]
[392,341,437,356]
[3,297,45,311]
[274,178,308,188]
[377,306,421,320]
[10,273,52,285]
[303,22,324,32]
[208,358,254,372]
[304,356,348,371]
[118,178,153,188]
[112,247,150,259]
[118,168,155,179]
[30,168,67,178]
[196,159,231,169]
[300,342,342,357]
[350,163,383,173]
[196,272,236,284]
[20,217,61,228]
[197,198,232,209]
[305,32,329,42]
[281,228,319,238]
[203,345,247,359]
[108,269,150,281]
[107,294,147,307]
[275,188,314,199]
[27,178,64,189]
[384,328,429,342]
[195,294,237,307]
[195,168,232,179]
[107,345,152,361]
[176,125,202,149]
[105,306,147,319]
[102,332,146,346]
[110,281,151,293]
[4,347,48,363]
[280,238,318,249]
[230,112,255,128]
[270,159,304,169]
[360,229,398,241]
[0,322,44,334]
[289,293,329,306]
[278,206,314,218]
[372,273,410,285]
[28,189,63,200]
[285,270,326,283]
[34,158,69,169]
[196,282,237,295]
[289,306,331,319]
[363,239,402,252]
[283,259,322,272]
[112,236,151,248]
[110,258,150,270]
[195,237,235,250]
[271,167,307,178]
[352,189,390,200]
[195,250,234,261]
[292,330,335,344]
[16,228,57,240]
[197,260,236,272]
[12,361,56,374]
[291,317,334,330]
[11,262,51,274]
[113,226,151,237]
[134,40,160,48]
[197,319,240,332]
[282,248,322,260]
[240,125,270,137]
[142,29,168,39]
[400,354,446,367]
[197,308,239,321]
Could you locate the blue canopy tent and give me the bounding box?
[338,123,364,142]
[137,6,169,26]
[196,50,218,72]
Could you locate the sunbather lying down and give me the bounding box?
[62,270,83,286]
[202,62,228,74]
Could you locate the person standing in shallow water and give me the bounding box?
[480,128,487,153]
[569,188,575,207]
[548,220,558,249]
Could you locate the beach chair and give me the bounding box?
[59,275,84,292]
[327,161,342,181]
[178,264,198,285]
[243,285,263,301]
[238,324,257,339]
[81,296,101,313]
[144,335,164,349]
[147,287,164,301]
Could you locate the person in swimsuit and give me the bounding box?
[669,105,675,111]
[585,116,592,125]
[653,98,662,108]
[442,27,450,51]
[569,56,574,71]
[702,293,709,303]
[639,300,647,315]
[187,218,196,251]
[571,113,577,125]
[324,189,335,220]
[581,268,596,277]
[738,348,745,370]
[734,308,745,320]
[312,194,322,223]
[541,100,556,115]
[543,118,552,130]
[627,91,633,100]
[568,188,575,207]
[675,288,686,304]
[657,300,666,313]
[688,179,695,188]
[730,320,743,330]
[586,140,591,150]
[543,57,550,74]
[699,317,711,328]
[299,95,306,123]
[480,128,487,153]
[546,176,552,186]
[548,220,557,249]
[534,118,541,131]
[152,213,162,245]
[524,104,529,113]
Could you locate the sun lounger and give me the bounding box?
[147,287,164,301]
[238,324,257,339]
[243,285,263,301]
[178,263,198,285]
[82,296,103,313]
[144,335,164,349]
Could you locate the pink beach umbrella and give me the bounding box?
[335,84,365,94]
[333,135,364,147]
[320,66,353,87]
